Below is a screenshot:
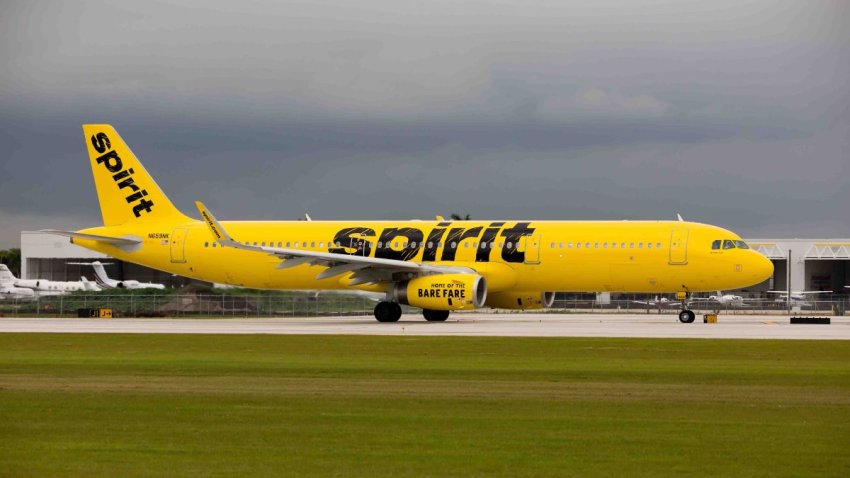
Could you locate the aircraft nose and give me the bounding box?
[752,253,774,283]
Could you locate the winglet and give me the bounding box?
[676,213,684,222]
[435,215,445,221]
[195,201,235,243]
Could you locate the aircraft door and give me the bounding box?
[522,234,541,264]
[170,227,188,263]
[668,228,689,265]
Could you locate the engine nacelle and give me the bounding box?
[393,274,487,311]
[484,291,556,310]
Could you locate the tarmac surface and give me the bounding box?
[1,314,849,339]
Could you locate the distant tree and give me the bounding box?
[450,213,471,220]
[0,248,21,277]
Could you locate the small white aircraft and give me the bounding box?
[0,264,95,296]
[68,261,166,290]
[0,266,36,300]
[632,296,683,308]
[692,291,754,308]
[767,290,832,307]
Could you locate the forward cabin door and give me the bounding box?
[522,234,541,264]
[668,228,689,265]
[170,227,188,263]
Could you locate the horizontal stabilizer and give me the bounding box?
[39,230,141,246]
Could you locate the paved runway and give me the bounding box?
[1,314,848,339]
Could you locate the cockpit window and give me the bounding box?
[733,240,749,250]
[711,240,721,250]
[722,240,735,250]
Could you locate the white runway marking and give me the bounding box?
[1,314,848,339]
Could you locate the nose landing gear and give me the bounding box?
[678,309,696,323]
[678,291,695,323]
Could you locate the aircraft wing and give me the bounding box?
[196,202,474,285]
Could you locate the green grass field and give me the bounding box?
[1,334,848,477]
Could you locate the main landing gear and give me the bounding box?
[423,309,450,322]
[372,303,451,322]
[374,301,402,322]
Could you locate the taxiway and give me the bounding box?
[1,314,848,339]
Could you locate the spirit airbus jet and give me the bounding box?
[44,125,773,323]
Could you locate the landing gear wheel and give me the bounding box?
[374,301,402,322]
[423,309,450,322]
[678,310,696,323]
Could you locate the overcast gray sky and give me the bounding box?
[1,0,848,248]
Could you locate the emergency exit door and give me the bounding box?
[170,227,188,263]
[522,234,541,264]
[668,228,689,265]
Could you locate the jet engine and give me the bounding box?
[484,291,556,310]
[393,274,486,311]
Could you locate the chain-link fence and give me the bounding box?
[1,294,847,317]
[0,293,386,318]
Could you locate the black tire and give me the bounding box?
[374,302,401,322]
[423,309,450,322]
[678,310,696,323]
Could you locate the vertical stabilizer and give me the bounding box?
[83,125,190,226]
[0,264,16,284]
[90,261,115,288]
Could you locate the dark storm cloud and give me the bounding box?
[0,0,848,247]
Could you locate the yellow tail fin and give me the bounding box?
[83,124,189,226]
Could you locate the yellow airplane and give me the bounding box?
[44,125,773,323]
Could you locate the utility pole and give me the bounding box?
[787,249,792,312]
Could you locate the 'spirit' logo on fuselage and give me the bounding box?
[329,222,536,263]
[90,132,154,218]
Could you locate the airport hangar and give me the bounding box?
[17,231,850,294]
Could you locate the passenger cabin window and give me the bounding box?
[723,240,735,250]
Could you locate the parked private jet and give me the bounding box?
[68,261,166,290]
[0,264,99,296]
[767,290,832,307]
[691,291,754,308]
